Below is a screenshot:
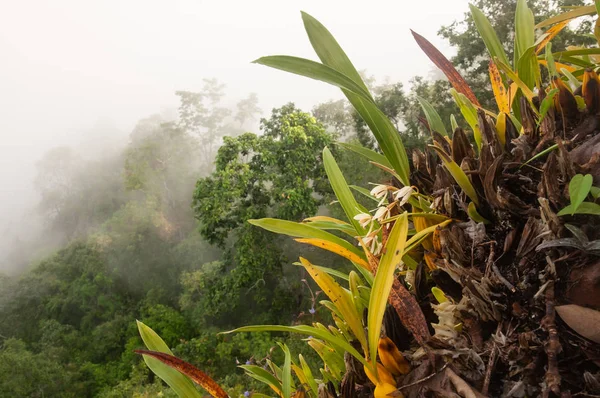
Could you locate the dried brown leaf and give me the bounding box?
[555,304,600,343]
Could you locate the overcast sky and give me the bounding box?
[0,0,470,239]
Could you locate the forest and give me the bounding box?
[1,0,600,397]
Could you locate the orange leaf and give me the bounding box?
[135,350,229,398]
[294,238,370,270]
[536,20,571,54]
[538,59,577,74]
[411,30,480,107]
[488,61,510,113]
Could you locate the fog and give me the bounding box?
[0,0,469,272]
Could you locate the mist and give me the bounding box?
[0,0,469,274]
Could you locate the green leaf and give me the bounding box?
[544,42,557,77]
[299,257,367,353]
[299,354,319,397]
[561,68,581,90]
[450,114,459,132]
[430,145,480,205]
[240,365,283,396]
[303,220,357,236]
[349,185,379,202]
[278,343,292,398]
[569,174,594,214]
[417,96,447,136]
[514,0,535,68]
[553,48,600,57]
[517,46,540,89]
[336,142,392,168]
[538,89,558,124]
[535,5,595,28]
[224,324,368,367]
[314,265,350,281]
[558,201,600,216]
[136,321,202,398]
[301,12,369,92]
[249,218,365,261]
[368,213,409,366]
[450,89,481,151]
[431,287,448,304]
[591,186,600,199]
[253,56,373,102]
[495,59,537,105]
[301,12,410,185]
[467,202,491,224]
[520,143,558,168]
[323,147,369,235]
[469,4,510,66]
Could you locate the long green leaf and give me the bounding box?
[299,354,319,397]
[278,343,292,398]
[240,365,283,396]
[367,213,408,366]
[545,42,557,77]
[514,0,535,67]
[136,321,202,398]
[301,12,410,185]
[323,147,368,235]
[303,220,357,236]
[470,4,510,65]
[450,89,481,151]
[249,218,365,260]
[535,5,595,28]
[301,12,369,92]
[554,48,600,57]
[349,185,379,203]
[417,96,447,136]
[517,46,540,89]
[253,56,374,102]
[224,324,368,367]
[336,142,392,168]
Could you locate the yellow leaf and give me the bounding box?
[295,238,370,270]
[536,20,571,54]
[299,257,368,355]
[489,61,510,113]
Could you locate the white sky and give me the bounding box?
[0,0,470,238]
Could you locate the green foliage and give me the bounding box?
[0,339,78,397]
[439,0,595,108]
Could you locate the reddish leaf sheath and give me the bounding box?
[411,30,481,107]
[135,350,229,398]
